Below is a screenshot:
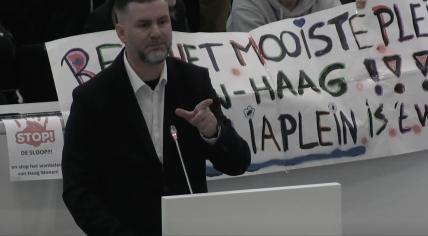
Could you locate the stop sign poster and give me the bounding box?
[3,116,63,181]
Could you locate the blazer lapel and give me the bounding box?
[163,58,186,166]
[162,58,197,165]
[107,50,161,167]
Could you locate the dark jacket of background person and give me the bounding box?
[0,0,89,103]
[0,0,90,44]
[62,50,251,236]
[0,23,17,99]
[182,0,200,32]
[199,0,230,32]
[0,0,111,104]
[227,0,341,32]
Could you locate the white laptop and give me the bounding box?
[162,182,342,236]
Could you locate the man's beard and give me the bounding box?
[138,46,169,64]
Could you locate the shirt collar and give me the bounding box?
[123,51,168,94]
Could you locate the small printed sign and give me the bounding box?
[3,116,64,181]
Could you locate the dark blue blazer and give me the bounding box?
[62,50,251,236]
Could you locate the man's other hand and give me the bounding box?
[175,99,218,138]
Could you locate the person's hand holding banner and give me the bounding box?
[175,99,218,138]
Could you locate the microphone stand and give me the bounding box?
[170,125,193,194]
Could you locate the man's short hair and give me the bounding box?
[113,0,165,12]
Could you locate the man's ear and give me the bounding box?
[115,24,127,44]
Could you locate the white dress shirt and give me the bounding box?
[124,54,220,163]
[124,53,167,163]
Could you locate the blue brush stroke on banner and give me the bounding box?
[206,146,366,177]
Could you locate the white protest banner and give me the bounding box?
[3,116,63,181]
[241,0,428,176]
[46,0,428,178]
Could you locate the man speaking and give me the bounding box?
[61,0,251,235]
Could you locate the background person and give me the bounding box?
[227,0,342,32]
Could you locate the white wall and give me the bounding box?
[209,151,428,236]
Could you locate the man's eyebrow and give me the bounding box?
[159,15,170,19]
[136,19,151,23]
[134,14,169,24]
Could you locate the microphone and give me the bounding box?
[170,125,193,194]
